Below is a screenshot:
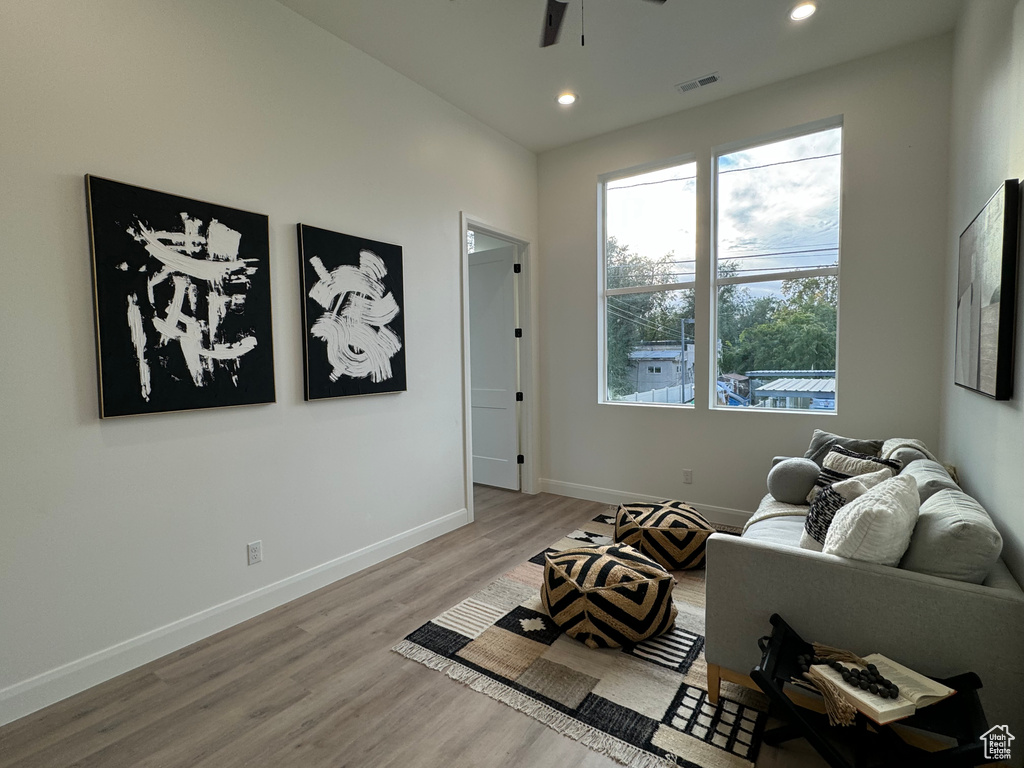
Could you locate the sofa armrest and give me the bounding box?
[705,533,1024,730]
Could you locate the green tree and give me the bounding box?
[715,264,783,374]
[781,275,838,307]
[605,238,682,396]
[723,275,837,374]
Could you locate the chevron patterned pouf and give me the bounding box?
[541,543,678,649]
[615,500,714,570]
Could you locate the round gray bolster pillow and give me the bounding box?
[767,457,820,504]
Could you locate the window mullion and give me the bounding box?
[715,266,839,287]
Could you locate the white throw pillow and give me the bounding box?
[831,468,893,500]
[799,468,894,551]
[822,474,920,566]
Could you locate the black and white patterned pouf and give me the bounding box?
[615,500,714,570]
[541,543,677,649]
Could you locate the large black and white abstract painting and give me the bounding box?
[86,176,275,417]
[954,179,1020,401]
[297,224,406,400]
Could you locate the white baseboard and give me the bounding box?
[538,478,752,528]
[0,507,470,727]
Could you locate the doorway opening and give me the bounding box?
[461,216,529,515]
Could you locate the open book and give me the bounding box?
[809,653,955,725]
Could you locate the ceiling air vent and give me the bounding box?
[675,72,720,94]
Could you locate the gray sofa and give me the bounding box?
[704,448,1024,760]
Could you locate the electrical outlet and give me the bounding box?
[247,540,262,566]
[681,469,693,484]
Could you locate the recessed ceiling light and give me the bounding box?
[557,92,578,105]
[789,2,816,21]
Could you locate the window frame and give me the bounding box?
[597,153,698,408]
[597,116,843,413]
[709,117,843,413]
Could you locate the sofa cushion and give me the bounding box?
[744,516,807,547]
[800,468,892,551]
[900,459,960,503]
[742,494,808,534]
[803,429,884,467]
[767,458,820,504]
[822,474,920,566]
[900,490,1003,584]
[888,445,930,467]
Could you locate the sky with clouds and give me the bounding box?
[606,126,842,292]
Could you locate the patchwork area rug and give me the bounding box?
[392,512,767,768]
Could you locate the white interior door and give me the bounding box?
[469,244,519,490]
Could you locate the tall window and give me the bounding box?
[714,124,842,411]
[601,160,697,405]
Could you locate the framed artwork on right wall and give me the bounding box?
[954,179,1021,400]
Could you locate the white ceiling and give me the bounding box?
[276,0,964,153]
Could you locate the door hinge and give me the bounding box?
[514,328,523,338]
[517,455,525,465]
[516,391,524,402]
[513,263,522,274]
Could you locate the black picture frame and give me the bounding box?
[954,179,1020,400]
[86,176,276,418]
[297,224,406,400]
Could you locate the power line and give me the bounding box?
[607,267,688,274]
[607,275,695,288]
[718,152,841,175]
[605,153,839,194]
[607,306,677,337]
[606,175,697,191]
[606,305,685,340]
[719,265,838,276]
[719,246,837,260]
[607,306,675,336]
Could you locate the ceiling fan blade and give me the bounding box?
[541,0,569,47]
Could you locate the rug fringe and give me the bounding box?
[392,640,679,768]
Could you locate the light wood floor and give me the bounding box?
[0,487,826,768]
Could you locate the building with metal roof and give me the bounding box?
[754,377,836,410]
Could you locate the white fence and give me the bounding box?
[616,383,694,404]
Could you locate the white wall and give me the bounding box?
[0,0,537,723]
[537,37,952,520]
[942,0,1024,583]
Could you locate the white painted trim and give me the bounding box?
[711,114,844,158]
[459,212,476,517]
[598,151,699,184]
[0,507,470,727]
[460,213,538,496]
[715,265,838,287]
[538,478,752,527]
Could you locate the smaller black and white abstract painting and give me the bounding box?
[297,224,406,400]
[954,179,1020,400]
[86,176,275,417]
